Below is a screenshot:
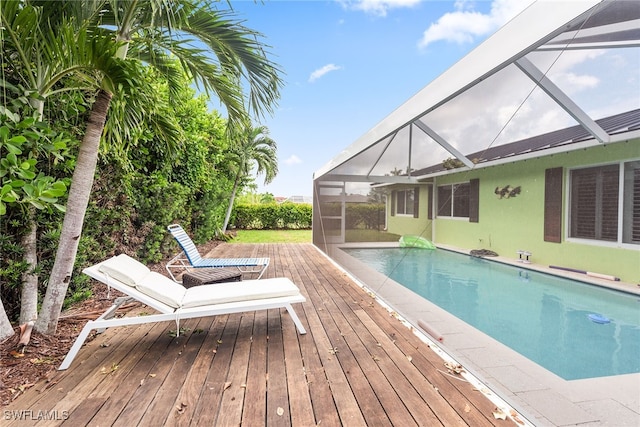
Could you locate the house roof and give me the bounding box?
[314,0,640,187]
[284,195,313,204]
[413,108,640,176]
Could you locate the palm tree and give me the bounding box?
[32,0,283,334]
[0,0,124,337]
[222,124,278,233]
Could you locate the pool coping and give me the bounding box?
[326,242,640,427]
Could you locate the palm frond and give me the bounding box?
[183,6,283,119]
[95,1,283,122]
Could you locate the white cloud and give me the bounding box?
[309,64,342,83]
[418,0,534,49]
[543,50,603,95]
[555,72,599,92]
[284,154,302,165]
[339,0,421,17]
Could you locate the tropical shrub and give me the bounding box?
[0,108,77,321]
[348,203,385,230]
[233,203,312,229]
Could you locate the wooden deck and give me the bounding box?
[5,243,516,426]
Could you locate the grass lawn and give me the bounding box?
[231,229,312,243]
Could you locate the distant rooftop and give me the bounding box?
[284,195,312,204]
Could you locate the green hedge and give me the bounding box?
[232,202,385,231]
[319,202,385,230]
[346,203,385,230]
[233,202,312,229]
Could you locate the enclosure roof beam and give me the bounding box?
[366,131,397,178]
[313,0,602,179]
[515,56,610,143]
[413,119,475,168]
[316,174,420,184]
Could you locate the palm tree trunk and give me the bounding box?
[222,171,242,234]
[19,208,39,324]
[35,89,112,335]
[19,100,45,327]
[0,297,14,341]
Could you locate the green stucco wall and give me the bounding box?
[386,185,432,239]
[388,140,640,283]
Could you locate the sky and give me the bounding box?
[221,0,538,198]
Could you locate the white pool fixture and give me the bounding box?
[517,250,531,264]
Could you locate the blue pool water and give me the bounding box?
[343,247,640,380]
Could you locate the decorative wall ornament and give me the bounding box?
[494,185,521,199]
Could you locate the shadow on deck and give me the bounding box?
[4,243,516,426]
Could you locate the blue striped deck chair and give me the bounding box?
[166,224,270,281]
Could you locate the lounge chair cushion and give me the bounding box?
[181,278,301,308]
[99,254,150,286]
[95,254,298,310]
[136,272,187,308]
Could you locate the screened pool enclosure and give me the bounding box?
[312,0,640,283]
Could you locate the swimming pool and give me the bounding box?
[343,247,640,380]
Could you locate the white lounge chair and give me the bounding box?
[59,254,306,370]
[166,224,270,281]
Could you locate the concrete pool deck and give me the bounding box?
[329,243,640,427]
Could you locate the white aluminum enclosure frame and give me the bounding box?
[314,0,640,185]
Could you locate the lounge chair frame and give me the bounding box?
[59,261,306,371]
[166,224,269,281]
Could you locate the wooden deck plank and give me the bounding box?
[316,249,502,426]
[281,303,316,427]
[347,289,499,423]
[296,247,424,425]
[303,316,368,426]
[295,243,509,426]
[282,246,344,427]
[307,248,468,426]
[6,320,152,418]
[215,312,254,427]
[164,316,226,427]
[269,243,317,426]
[333,309,444,426]
[82,321,171,400]
[241,309,269,425]
[59,397,104,426]
[109,321,193,427]
[265,307,291,427]
[371,313,502,426]
[278,245,320,427]
[4,243,515,427]
[353,308,470,426]
[190,313,242,426]
[289,254,369,426]
[301,258,405,426]
[7,321,164,427]
[138,316,216,426]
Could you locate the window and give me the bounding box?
[438,183,470,218]
[569,161,639,245]
[396,189,414,215]
[391,187,420,218]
